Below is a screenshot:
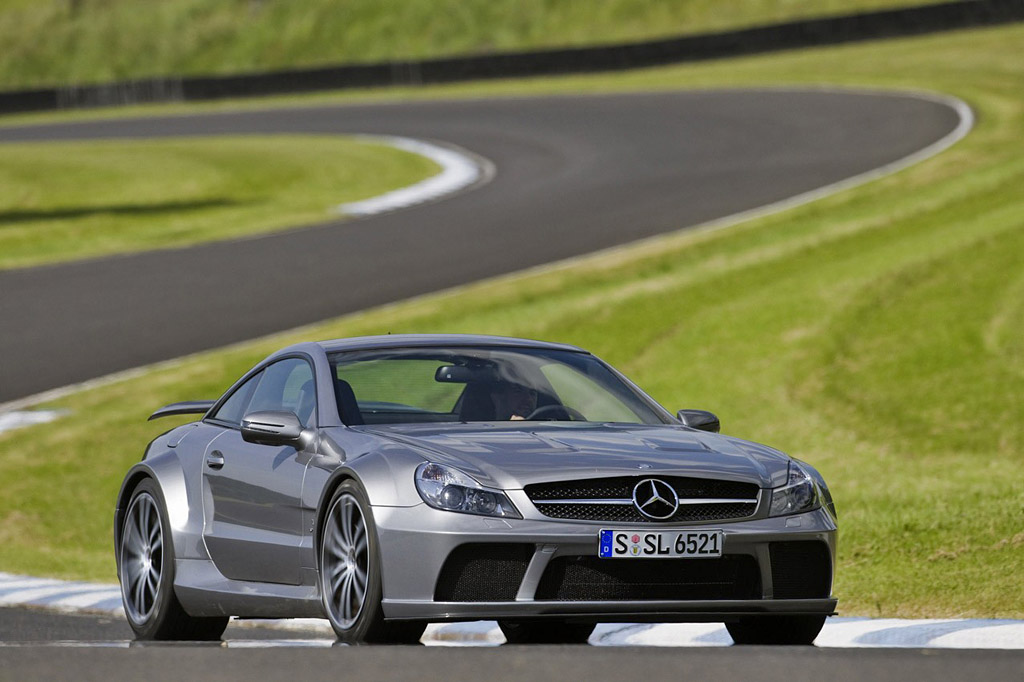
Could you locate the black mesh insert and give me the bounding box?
[527,476,759,501]
[535,555,761,601]
[769,541,832,599]
[525,476,759,523]
[533,502,756,523]
[434,543,533,602]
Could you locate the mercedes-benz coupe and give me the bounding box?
[115,335,837,644]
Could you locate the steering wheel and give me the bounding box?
[524,404,586,421]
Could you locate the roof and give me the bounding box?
[314,334,587,354]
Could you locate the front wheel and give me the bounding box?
[319,480,424,644]
[726,615,826,645]
[498,621,595,644]
[118,479,228,640]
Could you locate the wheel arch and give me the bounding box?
[113,465,156,568]
[114,452,193,577]
[313,468,361,558]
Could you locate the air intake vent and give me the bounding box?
[434,543,533,602]
[770,541,832,599]
[535,555,761,601]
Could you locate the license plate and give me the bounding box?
[598,529,724,558]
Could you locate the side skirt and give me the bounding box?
[174,559,323,618]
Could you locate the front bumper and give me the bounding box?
[384,599,837,622]
[374,502,838,622]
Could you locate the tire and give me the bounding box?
[118,479,228,641]
[319,480,425,644]
[726,615,826,645]
[498,621,596,644]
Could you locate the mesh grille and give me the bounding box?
[534,502,755,523]
[434,543,533,602]
[526,476,759,523]
[769,541,832,599]
[536,555,761,601]
[527,476,759,501]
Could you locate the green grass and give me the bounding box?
[1,24,1022,617]
[0,0,934,89]
[0,136,439,269]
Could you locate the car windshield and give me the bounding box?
[329,346,671,426]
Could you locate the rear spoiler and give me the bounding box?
[148,400,215,421]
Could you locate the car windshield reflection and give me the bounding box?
[329,347,671,426]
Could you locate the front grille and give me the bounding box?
[769,541,832,599]
[527,476,758,501]
[533,502,756,523]
[535,555,761,601]
[434,543,532,602]
[525,476,759,523]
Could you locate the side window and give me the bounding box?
[209,371,263,426]
[247,358,317,428]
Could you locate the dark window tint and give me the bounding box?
[247,358,317,428]
[210,371,263,426]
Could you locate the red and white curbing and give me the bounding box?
[3,572,1021,648]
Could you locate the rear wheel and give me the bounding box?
[319,480,425,644]
[118,479,228,640]
[726,615,826,645]
[498,621,595,644]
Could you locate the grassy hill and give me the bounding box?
[0,0,935,89]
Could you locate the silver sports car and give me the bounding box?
[115,334,837,644]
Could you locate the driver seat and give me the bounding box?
[458,383,496,422]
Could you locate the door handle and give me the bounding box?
[206,450,225,470]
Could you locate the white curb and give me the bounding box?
[0,409,65,435]
[338,135,494,217]
[2,572,1021,648]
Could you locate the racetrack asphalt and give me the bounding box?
[1,607,1021,682]
[0,89,962,402]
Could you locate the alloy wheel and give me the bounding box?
[120,491,163,625]
[322,492,370,630]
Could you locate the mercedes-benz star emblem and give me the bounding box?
[632,478,679,520]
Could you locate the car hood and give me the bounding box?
[359,422,790,489]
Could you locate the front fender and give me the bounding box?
[113,449,208,579]
[308,445,426,560]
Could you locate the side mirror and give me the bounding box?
[241,410,305,446]
[677,409,721,433]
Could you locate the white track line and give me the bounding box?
[338,135,494,216]
[0,409,65,435]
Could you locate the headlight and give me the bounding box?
[415,462,522,519]
[769,462,820,517]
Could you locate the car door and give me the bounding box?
[201,357,317,585]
